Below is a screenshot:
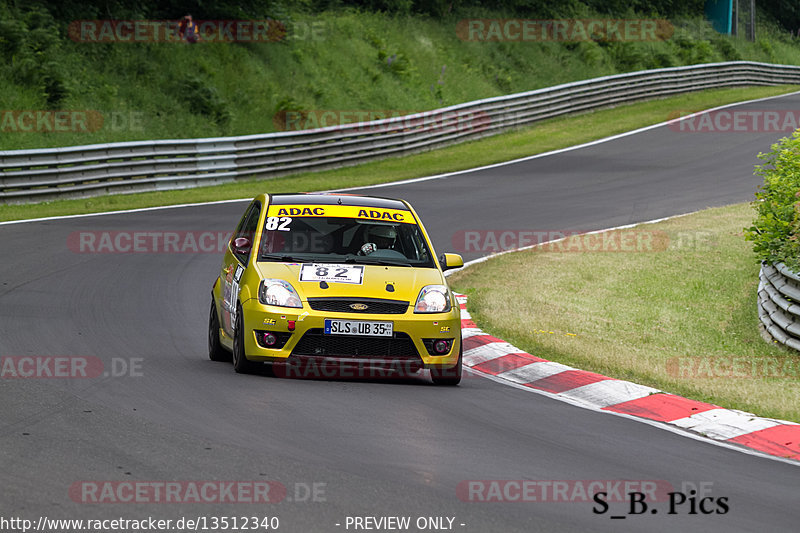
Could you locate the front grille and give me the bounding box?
[307,298,409,314]
[291,329,420,358]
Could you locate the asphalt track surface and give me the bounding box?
[2,93,800,532]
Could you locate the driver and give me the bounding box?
[359,225,397,255]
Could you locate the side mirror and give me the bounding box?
[232,237,252,255]
[439,253,464,271]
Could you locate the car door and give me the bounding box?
[220,200,261,337]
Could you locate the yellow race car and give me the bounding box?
[208,193,464,385]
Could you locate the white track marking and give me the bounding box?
[670,409,783,440]
[496,361,574,384]
[3,90,799,227]
[332,90,800,193]
[463,341,521,366]
[464,366,800,467]
[4,90,799,467]
[561,380,661,408]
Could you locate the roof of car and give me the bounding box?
[267,193,409,211]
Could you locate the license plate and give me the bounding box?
[324,319,393,337]
[300,263,364,284]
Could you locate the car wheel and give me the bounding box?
[208,298,231,362]
[431,344,462,386]
[232,303,258,374]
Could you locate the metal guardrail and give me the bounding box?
[758,262,800,351]
[3,61,800,204]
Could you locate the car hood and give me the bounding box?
[254,262,446,303]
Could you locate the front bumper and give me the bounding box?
[239,297,461,369]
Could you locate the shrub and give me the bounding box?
[0,7,70,107]
[608,42,645,71]
[177,75,231,127]
[745,131,800,270]
[0,19,25,56]
[711,37,741,61]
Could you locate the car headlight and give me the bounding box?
[414,285,451,313]
[258,279,302,308]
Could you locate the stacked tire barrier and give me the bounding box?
[3,61,800,204]
[758,262,800,351]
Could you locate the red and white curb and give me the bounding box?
[455,294,800,463]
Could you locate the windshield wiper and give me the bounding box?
[261,254,411,267]
[352,257,411,267]
[259,253,309,263]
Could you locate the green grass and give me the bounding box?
[449,204,800,423]
[2,84,797,222]
[4,5,800,150]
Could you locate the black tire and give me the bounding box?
[208,299,231,362]
[431,344,462,386]
[232,304,258,374]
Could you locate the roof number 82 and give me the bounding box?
[266,216,292,231]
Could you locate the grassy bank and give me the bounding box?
[1,84,796,222]
[449,204,800,423]
[3,3,800,150]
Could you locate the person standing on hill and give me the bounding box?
[179,14,200,43]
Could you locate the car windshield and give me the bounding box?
[258,215,435,267]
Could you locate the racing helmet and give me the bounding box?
[367,225,397,249]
